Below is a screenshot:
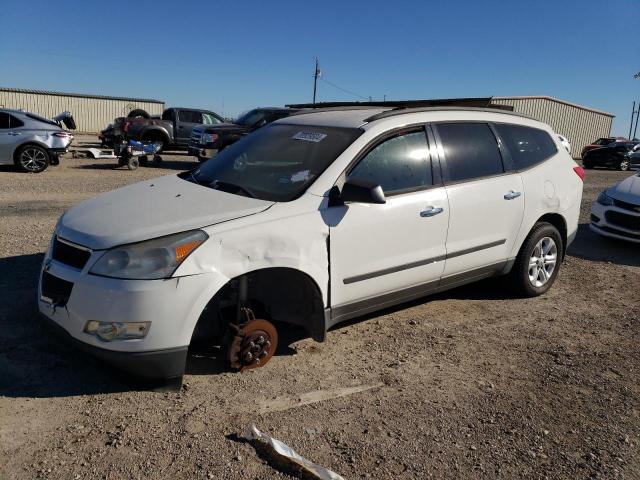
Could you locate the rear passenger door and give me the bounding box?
[433,122,524,281]
[0,113,24,164]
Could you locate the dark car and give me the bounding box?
[581,137,628,158]
[582,141,638,171]
[188,107,300,161]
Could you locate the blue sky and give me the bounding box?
[1,0,638,135]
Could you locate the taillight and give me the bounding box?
[52,132,71,138]
[573,166,585,181]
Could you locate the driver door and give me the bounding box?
[326,128,449,315]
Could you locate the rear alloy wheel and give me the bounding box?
[619,158,630,171]
[16,145,50,173]
[509,222,563,297]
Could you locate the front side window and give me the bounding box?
[348,131,432,195]
[437,123,504,182]
[236,110,269,128]
[184,124,362,202]
[178,110,203,124]
[494,124,557,170]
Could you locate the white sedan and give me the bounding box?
[591,171,640,243]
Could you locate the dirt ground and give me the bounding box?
[0,135,638,480]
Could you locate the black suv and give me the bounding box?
[188,107,300,161]
[582,141,638,171]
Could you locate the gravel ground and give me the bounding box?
[0,135,638,480]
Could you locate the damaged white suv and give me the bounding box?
[39,106,584,381]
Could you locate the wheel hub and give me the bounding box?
[228,318,278,371]
[528,236,558,288]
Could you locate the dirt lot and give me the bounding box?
[0,135,638,479]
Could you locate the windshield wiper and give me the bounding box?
[211,180,255,198]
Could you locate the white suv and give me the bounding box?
[38,107,584,381]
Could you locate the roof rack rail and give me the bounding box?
[362,105,537,123]
[285,97,513,111]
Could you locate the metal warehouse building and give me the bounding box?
[0,87,165,133]
[490,96,614,158]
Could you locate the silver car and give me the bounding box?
[0,108,75,173]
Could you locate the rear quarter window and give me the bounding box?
[494,124,557,170]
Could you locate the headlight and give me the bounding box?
[596,191,614,206]
[201,133,218,144]
[90,230,208,279]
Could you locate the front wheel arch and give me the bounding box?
[190,267,326,348]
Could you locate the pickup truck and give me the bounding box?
[115,108,224,151]
[188,107,300,161]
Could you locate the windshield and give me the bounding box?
[594,138,614,145]
[182,123,362,201]
[236,109,269,127]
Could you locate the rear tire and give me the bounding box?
[127,157,139,170]
[509,222,563,297]
[15,145,50,173]
[619,158,630,171]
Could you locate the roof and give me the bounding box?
[492,96,614,117]
[279,105,541,129]
[0,87,164,104]
[280,108,390,128]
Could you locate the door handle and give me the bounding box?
[504,190,521,200]
[8,132,21,136]
[420,206,443,217]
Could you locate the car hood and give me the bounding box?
[607,173,640,204]
[57,174,274,250]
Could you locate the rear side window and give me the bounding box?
[0,113,10,129]
[349,130,432,195]
[10,115,24,128]
[178,110,203,124]
[437,123,503,182]
[494,124,557,170]
[0,113,24,129]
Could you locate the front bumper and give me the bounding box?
[41,313,188,379]
[38,239,226,379]
[188,143,218,159]
[591,201,640,243]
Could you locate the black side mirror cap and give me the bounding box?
[331,178,386,206]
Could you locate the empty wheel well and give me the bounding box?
[190,268,326,346]
[536,213,567,257]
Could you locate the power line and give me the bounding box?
[319,76,370,101]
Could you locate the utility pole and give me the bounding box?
[634,107,640,140]
[629,102,636,139]
[312,58,320,104]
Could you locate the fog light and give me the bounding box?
[84,321,151,341]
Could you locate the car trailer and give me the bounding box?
[72,139,163,170]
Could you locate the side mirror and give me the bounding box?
[331,178,386,206]
[254,118,268,129]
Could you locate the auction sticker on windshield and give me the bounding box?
[292,132,327,142]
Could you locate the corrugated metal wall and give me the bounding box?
[0,90,164,133]
[491,96,613,158]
